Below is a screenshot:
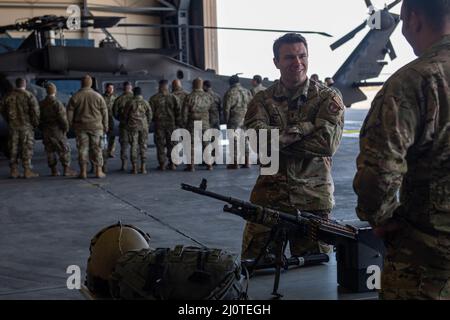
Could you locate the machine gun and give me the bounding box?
[181,179,385,298]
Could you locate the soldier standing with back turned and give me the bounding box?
[0,78,40,179]
[112,81,134,171]
[353,0,450,300]
[39,82,77,177]
[149,80,181,171]
[67,75,108,179]
[223,75,252,169]
[123,87,152,174]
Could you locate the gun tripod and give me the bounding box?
[242,223,329,299]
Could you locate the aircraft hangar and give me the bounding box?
[0,0,407,304]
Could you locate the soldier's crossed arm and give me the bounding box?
[244,92,277,130]
[280,92,345,158]
[28,93,40,128]
[353,74,422,227]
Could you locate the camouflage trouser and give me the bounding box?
[379,225,450,300]
[119,127,129,161]
[42,127,71,168]
[75,130,103,167]
[189,128,212,165]
[128,129,148,164]
[227,125,249,164]
[8,128,35,168]
[155,128,175,166]
[107,130,116,155]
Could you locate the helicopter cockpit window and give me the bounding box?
[176,70,184,80]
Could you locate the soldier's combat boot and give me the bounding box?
[131,163,138,175]
[63,166,77,177]
[102,164,108,173]
[50,166,60,176]
[227,164,239,170]
[206,164,213,171]
[120,160,128,171]
[95,166,106,179]
[169,163,177,171]
[157,163,166,171]
[140,162,147,174]
[184,164,195,172]
[9,166,19,179]
[24,166,39,179]
[78,164,88,179]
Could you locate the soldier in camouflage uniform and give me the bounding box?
[112,81,134,171]
[182,78,214,172]
[0,78,40,179]
[67,75,108,179]
[353,0,450,300]
[250,75,267,97]
[39,83,77,177]
[103,83,116,159]
[223,75,253,169]
[203,80,222,130]
[149,80,181,171]
[171,79,189,112]
[123,87,152,174]
[241,33,344,260]
[324,77,343,100]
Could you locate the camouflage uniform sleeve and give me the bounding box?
[223,91,233,125]
[281,92,345,157]
[56,100,69,133]
[145,101,152,127]
[244,92,282,130]
[172,95,182,128]
[67,96,75,128]
[100,96,108,133]
[1,97,7,123]
[181,97,190,128]
[353,75,421,227]
[28,93,40,128]
[112,97,120,121]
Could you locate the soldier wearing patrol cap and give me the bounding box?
[354,0,450,300]
[241,33,345,261]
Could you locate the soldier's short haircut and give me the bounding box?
[203,80,212,89]
[159,79,168,86]
[15,78,26,88]
[253,75,262,84]
[133,87,142,96]
[403,0,450,31]
[193,78,203,89]
[229,75,240,86]
[123,81,132,88]
[105,83,114,88]
[273,33,308,61]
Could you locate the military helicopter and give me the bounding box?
[331,0,402,106]
[0,0,401,154]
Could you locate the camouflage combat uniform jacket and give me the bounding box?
[67,87,108,132]
[245,79,345,211]
[353,35,450,299]
[223,83,252,129]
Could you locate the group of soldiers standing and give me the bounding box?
[0,72,271,178]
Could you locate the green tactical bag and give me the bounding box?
[109,245,248,300]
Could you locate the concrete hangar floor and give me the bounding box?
[0,108,377,300]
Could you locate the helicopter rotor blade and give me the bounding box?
[117,23,333,37]
[330,20,366,50]
[386,0,402,11]
[364,0,374,8]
